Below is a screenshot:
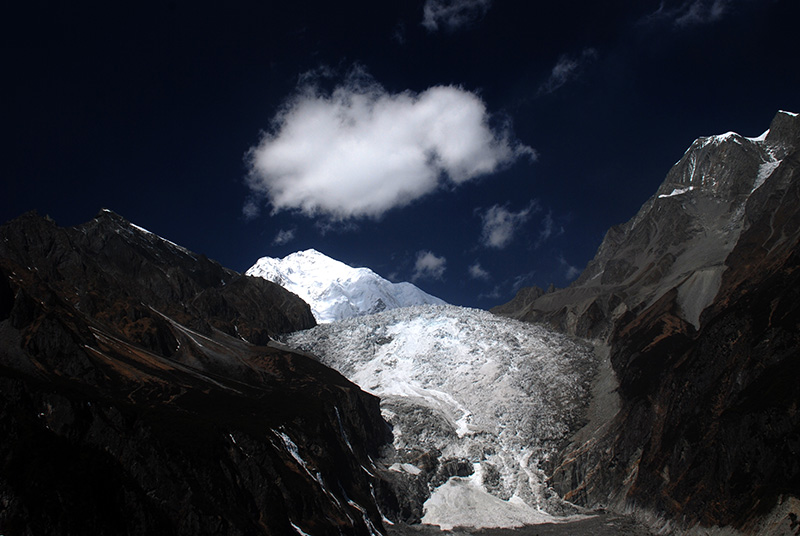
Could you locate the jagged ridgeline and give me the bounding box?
[495,110,800,533]
[0,210,390,536]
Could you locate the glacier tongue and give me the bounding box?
[245,249,446,323]
[283,304,596,529]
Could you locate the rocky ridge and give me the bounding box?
[0,210,392,536]
[493,111,800,533]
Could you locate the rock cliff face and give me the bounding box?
[494,111,800,532]
[0,210,392,536]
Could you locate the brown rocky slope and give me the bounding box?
[0,209,393,536]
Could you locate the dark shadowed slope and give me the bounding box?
[0,210,392,536]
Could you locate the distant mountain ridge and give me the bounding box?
[246,249,446,323]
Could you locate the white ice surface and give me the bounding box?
[658,186,694,198]
[284,305,595,529]
[421,463,558,530]
[753,158,782,192]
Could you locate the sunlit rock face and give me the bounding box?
[494,110,799,339]
[284,304,596,529]
[497,110,800,532]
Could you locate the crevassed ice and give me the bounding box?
[283,304,595,529]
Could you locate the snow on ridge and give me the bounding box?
[99,209,196,257]
[283,304,595,529]
[753,158,782,192]
[659,186,695,199]
[127,222,195,256]
[246,249,446,323]
[714,131,740,142]
[779,110,798,117]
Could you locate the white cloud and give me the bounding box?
[478,285,502,300]
[479,201,539,249]
[536,211,565,247]
[538,48,597,96]
[422,0,492,32]
[558,255,581,281]
[242,199,260,220]
[643,0,730,28]
[245,69,534,221]
[512,270,537,291]
[413,250,447,281]
[272,228,296,246]
[468,261,490,280]
[538,212,555,245]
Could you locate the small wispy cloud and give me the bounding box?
[245,66,533,221]
[412,250,447,281]
[478,269,537,302]
[536,211,565,248]
[242,199,260,220]
[468,261,490,280]
[538,48,598,96]
[272,228,296,246]
[512,270,537,291]
[422,0,492,32]
[642,0,730,28]
[479,201,539,249]
[478,285,502,300]
[558,255,581,281]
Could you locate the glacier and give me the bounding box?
[246,249,446,323]
[282,304,596,529]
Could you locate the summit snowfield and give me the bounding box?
[246,249,446,323]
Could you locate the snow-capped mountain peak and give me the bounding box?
[246,249,446,323]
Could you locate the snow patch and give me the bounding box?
[659,186,694,198]
[714,131,740,143]
[421,463,560,530]
[779,110,798,117]
[389,463,422,475]
[275,430,309,472]
[290,522,313,536]
[753,158,782,192]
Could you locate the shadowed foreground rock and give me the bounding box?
[0,210,392,536]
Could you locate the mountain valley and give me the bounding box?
[1,110,798,536]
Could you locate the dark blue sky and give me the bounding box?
[4,0,799,308]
